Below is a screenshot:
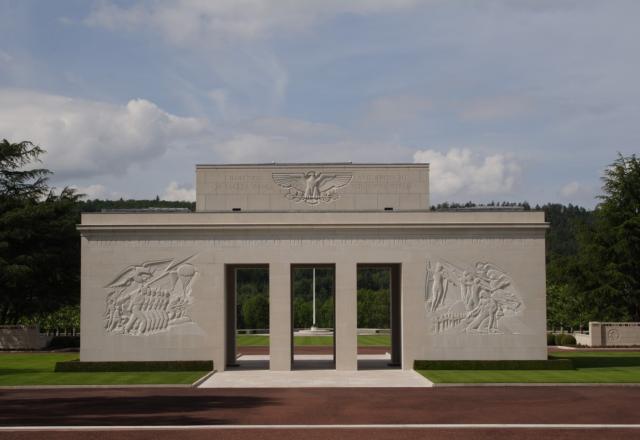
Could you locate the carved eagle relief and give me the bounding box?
[272,171,352,205]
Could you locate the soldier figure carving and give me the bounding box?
[425,259,523,335]
[103,257,198,336]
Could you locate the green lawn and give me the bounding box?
[236,335,271,346]
[418,351,640,384]
[236,334,390,346]
[293,336,335,346]
[0,353,210,386]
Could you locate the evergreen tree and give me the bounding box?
[570,154,640,322]
[0,140,80,323]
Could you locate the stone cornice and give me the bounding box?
[79,210,547,234]
[78,222,548,232]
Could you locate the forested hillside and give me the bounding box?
[3,196,606,331]
[2,140,638,332]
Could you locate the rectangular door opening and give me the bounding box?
[225,264,269,370]
[357,264,401,370]
[291,264,335,370]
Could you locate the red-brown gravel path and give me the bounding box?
[1,387,639,426]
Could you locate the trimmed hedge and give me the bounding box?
[47,336,80,349]
[55,360,213,372]
[554,334,577,346]
[547,333,556,346]
[414,359,574,370]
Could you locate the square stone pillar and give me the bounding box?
[589,322,603,347]
[270,262,291,370]
[335,261,357,370]
[401,261,425,370]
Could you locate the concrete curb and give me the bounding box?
[192,370,216,387]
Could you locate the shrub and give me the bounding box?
[547,333,556,345]
[555,333,577,346]
[47,336,80,349]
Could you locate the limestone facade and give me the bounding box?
[79,163,548,370]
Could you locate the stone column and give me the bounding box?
[335,261,357,370]
[269,262,291,371]
[401,261,425,370]
[589,322,603,347]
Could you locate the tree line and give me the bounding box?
[235,267,391,329]
[1,139,638,331]
[545,154,640,330]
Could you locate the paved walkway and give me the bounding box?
[6,386,640,425]
[199,354,433,388]
[3,386,640,440]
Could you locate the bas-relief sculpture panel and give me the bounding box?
[425,259,525,335]
[272,171,352,205]
[103,256,199,336]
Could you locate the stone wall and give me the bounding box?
[79,210,547,370]
[195,163,429,212]
[0,326,52,350]
[577,322,640,347]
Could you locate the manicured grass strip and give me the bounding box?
[419,368,640,384]
[0,353,210,386]
[357,335,391,346]
[236,335,270,346]
[414,359,573,370]
[55,360,213,372]
[550,351,640,367]
[294,336,335,346]
[236,334,390,347]
[0,371,208,386]
[418,351,640,384]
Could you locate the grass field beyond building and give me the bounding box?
[418,351,640,383]
[237,334,390,346]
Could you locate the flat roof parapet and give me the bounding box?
[101,208,191,213]
[435,206,527,212]
[196,162,429,168]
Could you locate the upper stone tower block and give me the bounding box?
[195,163,429,212]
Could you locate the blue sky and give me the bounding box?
[1,0,638,206]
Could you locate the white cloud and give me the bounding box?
[560,181,581,198]
[559,181,594,202]
[83,1,420,112]
[211,116,410,163]
[413,148,521,198]
[85,0,419,42]
[69,184,124,200]
[73,184,108,199]
[212,116,345,163]
[162,181,196,201]
[215,133,290,163]
[0,88,209,179]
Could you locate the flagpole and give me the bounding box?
[312,267,317,330]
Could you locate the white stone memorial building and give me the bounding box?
[79,163,548,370]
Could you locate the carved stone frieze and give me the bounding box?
[425,260,523,335]
[103,256,198,336]
[272,171,352,205]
